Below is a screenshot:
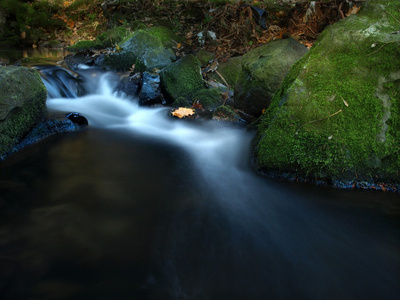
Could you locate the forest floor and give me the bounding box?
[54,0,363,60]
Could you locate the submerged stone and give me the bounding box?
[66,112,89,126]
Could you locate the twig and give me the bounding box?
[215,70,231,105]
[367,41,398,56]
[387,10,400,24]
[338,2,345,19]
[296,109,343,134]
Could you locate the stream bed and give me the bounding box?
[0,58,399,299]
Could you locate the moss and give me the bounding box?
[173,96,192,108]
[67,40,99,51]
[97,29,176,71]
[195,49,216,66]
[95,26,132,48]
[212,56,243,87]
[234,38,308,116]
[254,0,400,183]
[160,55,205,102]
[212,105,242,122]
[0,67,47,157]
[143,26,184,48]
[192,89,221,110]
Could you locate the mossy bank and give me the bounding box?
[253,0,400,190]
[0,66,47,159]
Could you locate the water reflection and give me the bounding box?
[0,128,399,300]
[0,48,69,65]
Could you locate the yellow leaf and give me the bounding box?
[171,107,195,119]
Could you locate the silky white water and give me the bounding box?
[46,68,253,189]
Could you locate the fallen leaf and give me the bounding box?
[341,96,349,107]
[346,5,361,17]
[192,100,203,110]
[171,107,195,119]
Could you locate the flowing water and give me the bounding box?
[0,59,399,299]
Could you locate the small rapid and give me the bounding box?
[45,66,253,183]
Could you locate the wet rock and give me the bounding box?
[1,116,82,160]
[139,72,163,106]
[0,66,47,158]
[116,72,141,97]
[64,51,95,70]
[66,112,89,126]
[39,65,83,98]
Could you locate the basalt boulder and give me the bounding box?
[0,66,47,158]
[253,0,400,189]
[139,71,163,105]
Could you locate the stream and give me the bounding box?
[0,57,399,299]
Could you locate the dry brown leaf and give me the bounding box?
[346,5,361,17]
[171,107,195,119]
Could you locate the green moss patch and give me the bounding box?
[160,55,205,102]
[192,88,221,110]
[254,0,400,184]
[0,66,47,157]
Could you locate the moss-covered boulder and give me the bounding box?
[209,56,243,88]
[160,54,205,103]
[234,38,308,116]
[95,27,179,72]
[192,89,221,110]
[195,49,215,66]
[67,26,133,51]
[253,0,400,187]
[0,66,47,158]
[212,105,244,123]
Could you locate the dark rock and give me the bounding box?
[66,112,89,126]
[116,72,141,97]
[139,72,163,105]
[39,65,83,98]
[1,117,82,160]
[64,51,95,70]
